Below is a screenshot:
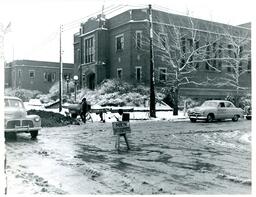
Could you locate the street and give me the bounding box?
[5,119,251,194]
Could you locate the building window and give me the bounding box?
[117,68,122,79]
[52,72,56,81]
[44,72,56,82]
[195,41,200,69]
[212,42,217,69]
[159,67,167,81]
[227,44,233,72]
[84,36,95,64]
[136,31,142,49]
[188,38,193,49]
[205,43,210,70]
[18,70,22,78]
[187,38,194,66]
[29,70,35,78]
[218,44,222,70]
[116,34,124,51]
[247,59,251,72]
[159,33,167,49]
[136,67,142,82]
[180,59,185,68]
[43,72,47,81]
[181,37,186,53]
[239,46,243,73]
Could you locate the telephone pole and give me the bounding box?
[59,25,63,112]
[149,4,156,118]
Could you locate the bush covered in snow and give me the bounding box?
[76,79,164,107]
[27,110,73,127]
[225,93,251,109]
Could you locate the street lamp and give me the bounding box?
[73,75,78,101]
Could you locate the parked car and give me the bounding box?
[187,100,244,122]
[4,96,41,139]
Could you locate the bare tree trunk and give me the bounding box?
[173,87,179,116]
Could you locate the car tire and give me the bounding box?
[190,118,197,122]
[71,113,77,119]
[246,116,251,120]
[5,132,17,140]
[30,130,38,139]
[206,114,214,123]
[232,115,239,122]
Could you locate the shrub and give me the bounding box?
[225,93,251,109]
[27,110,73,127]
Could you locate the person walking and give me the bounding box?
[80,98,87,123]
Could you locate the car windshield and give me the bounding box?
[201,101,218,107]
[5,99,24,108]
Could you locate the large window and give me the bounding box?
[247,59,251,72]
[84,36,95,64]
[18,69,22,78]
[44,72,56,82]
[212,42,217,69]
[136,67,142,82]
[136,31,142,49]
[205,43,210,70]
[159,33,167,49]
[218,44,222,70]
[227,44,233,72]
[116,34,124,51]
[195,41,200,69]
[159,67,167,81]
[181,37,186,53]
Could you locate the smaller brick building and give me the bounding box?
[5,60,74,93]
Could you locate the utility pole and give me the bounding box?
[149,4,156,118]
[59,25,63,112]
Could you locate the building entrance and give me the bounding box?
[88,73,95,90]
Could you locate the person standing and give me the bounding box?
[114,109,130,150]
[80,98,87,123]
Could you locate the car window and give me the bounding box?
[218,102,225,108]
[4,99,9,107]
[9,99,24,108]
[202,101,218,107]
[225,102,234,108]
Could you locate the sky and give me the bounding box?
[0,0,254,63]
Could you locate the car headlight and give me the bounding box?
[34,117,40,122]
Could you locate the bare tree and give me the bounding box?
[144,13,220,115]
[133,10,250,115]
[208,25,251,106]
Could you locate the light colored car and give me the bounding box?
[4,96,41,139]
[188,100,244,122]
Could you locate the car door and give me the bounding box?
[225,101,236,118]
[216,102,227,119]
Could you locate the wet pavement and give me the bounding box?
[5,119,251,194]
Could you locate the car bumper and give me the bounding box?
[5,126,41,133]
[189,115,207,120]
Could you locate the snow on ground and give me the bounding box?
[5,120,251,194]
[25,99,188,123]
